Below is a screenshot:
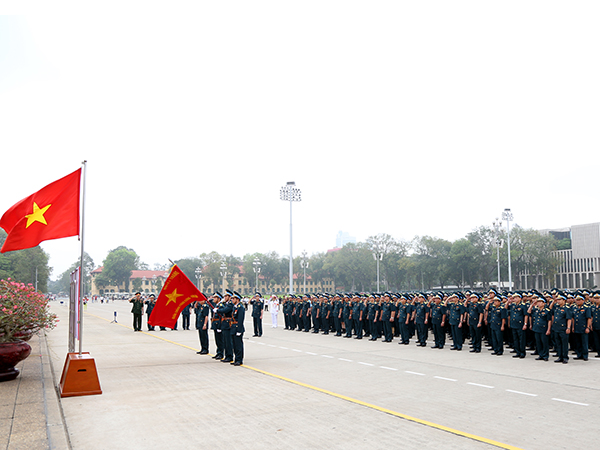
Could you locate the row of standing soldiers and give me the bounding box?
[280,288,600,363]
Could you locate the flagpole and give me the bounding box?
[78,160,87,355]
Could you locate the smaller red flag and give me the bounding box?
[149,265,207,329]
[0,169,81,253]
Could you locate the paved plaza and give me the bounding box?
[2,300,599,450]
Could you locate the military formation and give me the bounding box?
[279,288,600,363]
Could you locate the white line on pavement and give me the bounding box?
[506,389,537,397]
[279,346,288,349]
[338,358,353,362]
[358,362,374,366]
[552,398,589,406]
[267,344,277,347]
[434,376,457,382]
[467,382,494,389]
[321,355,334,358]
[405,371,425,376]
[305,351,317,355]
[291,349,303,352]
[380,366,398,371]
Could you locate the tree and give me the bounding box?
[55,252,95,295]
[102,246,140,291]
[0,229,51,291]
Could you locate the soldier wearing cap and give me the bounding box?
[352,294,365,339]
[216,290,234,363]
[396,294,411,345]
[528,294,551,361]
[430,293,446,349]
[342,295,353,337]
[368,295,380,341]
[129,292,144,332]
[572,293,592,361]
[487,294,506,355]
[412,294,429,347]
[508,292,528,358]
[145,294,156,331]
[551,292,572,363]
[591,291,600,358]
[250,292,264,337]
[380,293,395,342]
[230,291,245,366]
[447,293,466,351]
[332,294,343,336]
[195,295,211,355]
[467,293,484,353]
[211,292,225,360]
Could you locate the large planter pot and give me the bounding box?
[0,340,32,382]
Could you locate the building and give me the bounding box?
[518,222,600,290]
[335,231,356,248]
[90,268,169,297]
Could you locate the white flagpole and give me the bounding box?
[78,160,87,355]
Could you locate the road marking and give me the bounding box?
[305,351,317,355]
[87,310,523,450]
[434,376,457,382]
[244,365,524,450]
[267,344,277,347]
[256,342,265,345]
[380,366,398,371]
[338,358,353,362]
[552,398,588,406]
[279,346,288,349]
[405,371,425,376]
[358,362,374,366]
[506,390,537,397]
[467,382,494,389]
[292,349,303,352]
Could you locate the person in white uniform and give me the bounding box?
[269,295,280,328]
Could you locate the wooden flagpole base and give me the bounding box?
[59,352,102,398]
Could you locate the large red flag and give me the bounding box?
[0,169,81,253]
[149,265,207,329]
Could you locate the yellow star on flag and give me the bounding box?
[165,288,184,305]
[25,202,52,228]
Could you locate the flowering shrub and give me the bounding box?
[0,279,58,343]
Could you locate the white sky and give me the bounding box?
[1,2,599,279]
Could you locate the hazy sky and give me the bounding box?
[1,3,599,280]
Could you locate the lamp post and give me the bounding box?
[301,250,309,294]
[372,247,383,292]
[219,262,227,293]
[502,208,514,291]
[280,181,301,294]
[492,218,502,289]
[195,267,202,290]
[252,258,261,292]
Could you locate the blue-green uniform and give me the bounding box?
[448,301,465,350]
[488,303,507,355]
[551,304,572,362]
[231,302,245,365]
[531,304,551,360]
[572,303,592,360]
[508,302,528,358]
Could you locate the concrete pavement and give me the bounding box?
[2,300,599,449]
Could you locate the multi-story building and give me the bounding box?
[91,266,335,297]
[90,268,168,297]
[518,222,600,290]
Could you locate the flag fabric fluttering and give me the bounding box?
[149,264,207,329]
[0,168,81,253]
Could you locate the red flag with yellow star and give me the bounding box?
[149,264,207,328]
[0,169,81,253]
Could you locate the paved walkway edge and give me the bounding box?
[40,333,71,450]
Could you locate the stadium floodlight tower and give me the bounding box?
[280,182,301,294]
[501,208,514,291]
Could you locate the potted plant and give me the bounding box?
[0,279,58,381]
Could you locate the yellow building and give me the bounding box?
[90,267,168,297]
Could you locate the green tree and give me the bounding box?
[0,229,51,291]
[55,252,95,295]
[102,246,140,291]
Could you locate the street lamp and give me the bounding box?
[301,250,309,294]
[492,218,502,289]
[280,181,301,294]
[195,267,202,290]
[372,247,383,292]
[502,208,514,291]
[252,258,261,291]
[219,262,227,292]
